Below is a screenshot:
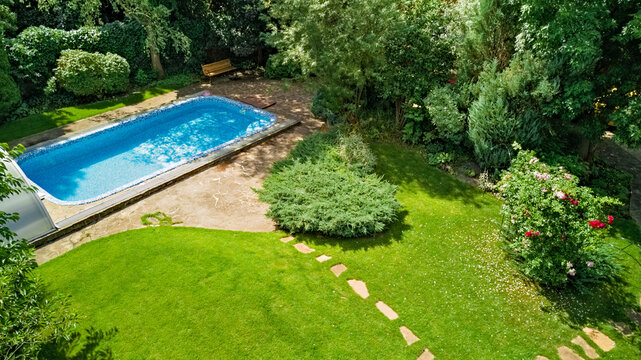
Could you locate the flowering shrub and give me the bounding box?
[498,144,621,287]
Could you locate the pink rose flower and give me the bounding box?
[586,261,594,268]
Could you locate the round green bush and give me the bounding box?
[53,50,130,97]
[258,160,400,237]
[498,144,621,287]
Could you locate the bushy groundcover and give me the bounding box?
[256,128,400,237]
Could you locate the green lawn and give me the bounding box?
[37,143,641,359]
[0,74,201,143]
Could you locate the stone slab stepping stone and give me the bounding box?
[293,243,315,254]
[417,348,435,360]
[375,301,399,320]
[316,254,332,263]
[280,236,295,243]
[571,336,599,359]
[347,279,369,299]
[330,264,347,277]
[582,328,615,352]
[557,346,585,360]
[535,356,549,360]
[399,326,420,346]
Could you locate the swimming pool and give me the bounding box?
[18,96,277,205]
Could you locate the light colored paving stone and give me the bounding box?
[535,356,549,360]
[347,279,369,299]
[399,326,420,346]
[315,254,332,263]
[293,243,315,254]
[280,236,295,243]
[417,348,435,360]
[557,346,585,360]
[375,301,399,320]
[582,328,615,352]
[571,336,599,359]
[330,263,347,277]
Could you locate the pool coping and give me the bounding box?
[29,105,301,248]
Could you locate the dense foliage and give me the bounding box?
[498,144,620,287]
[0,143,77,359]
[50,49,130,97]
[257,129,400,237]
[0,34,20,121]
[7,24,144,97]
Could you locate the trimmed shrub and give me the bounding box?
[264,55,301,79]
[258,161,399,237]
[53,50,130,97]
[498,144,620,287]
[7,26,101,93]
[257,128,400,237]
[97,21,148,74]
[7,22,147,96]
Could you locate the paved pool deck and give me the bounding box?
[31,76,323,264]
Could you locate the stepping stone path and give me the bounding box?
[293,243,315,254]
[375,301,399,320]
[347,279,369,299]
[557,346,585,360]
[535,356,549,360]
[330,263,347,277]
[280,236,295,243]
[417,348,435,360]
[571,336,599,359]
[399,326,420,346]
[582,328,615,352]
[284,236,439,358]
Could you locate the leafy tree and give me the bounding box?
[0,144,78,359]
[267,0,400,119]
[377,0,455,127]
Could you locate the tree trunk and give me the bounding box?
[586,140,599,164]
[395,98,404,128]
[150,47,165,79]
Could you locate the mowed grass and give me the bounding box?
[37,143,641,359]
[297,143,641,359]
[0,74,201,143]
[37,227,417,359]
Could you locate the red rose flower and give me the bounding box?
[608,215,614,224]
[525,231,532,237]
[534,231,540,236]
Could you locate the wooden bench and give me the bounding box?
[201,59,236,78]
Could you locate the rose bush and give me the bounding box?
[498,144,621,287]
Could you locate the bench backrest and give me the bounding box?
[202,59,234,76]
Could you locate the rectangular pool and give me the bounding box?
[18,96,277,205]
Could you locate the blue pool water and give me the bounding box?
[18,96,277,204]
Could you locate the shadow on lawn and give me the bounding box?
[373,143,496,209]
[40,327,118,360]
[300,209,411,252]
